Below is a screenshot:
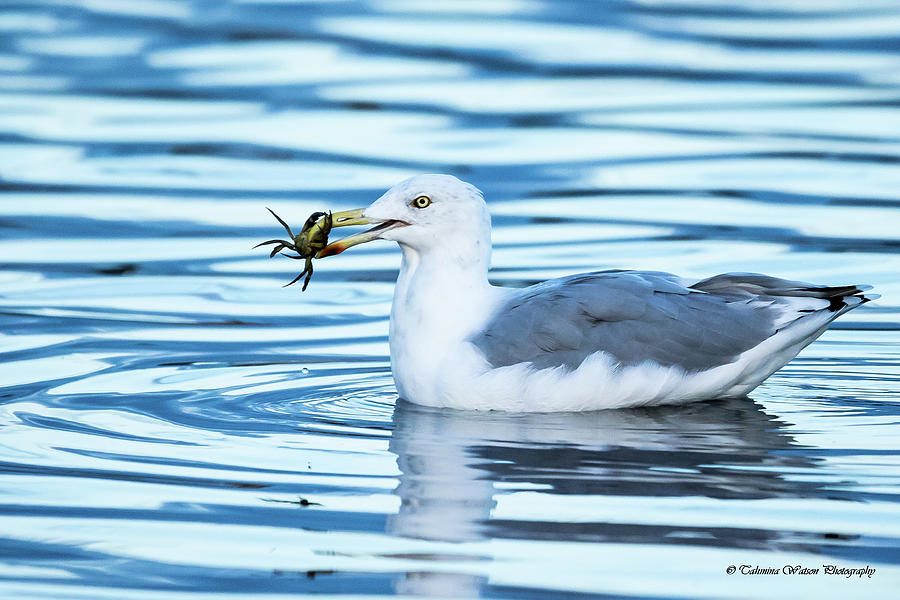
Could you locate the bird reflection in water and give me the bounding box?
[386,398,827,596]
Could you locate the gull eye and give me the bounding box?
[411,195,432,209]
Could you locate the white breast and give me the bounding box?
[389,250,505,404]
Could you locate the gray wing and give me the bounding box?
[472,271,809,372]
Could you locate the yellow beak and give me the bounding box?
[316,208,406,258]
[329,208,372,228]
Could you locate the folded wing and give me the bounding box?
[471,270,871,372]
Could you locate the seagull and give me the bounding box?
[315,174,875,411]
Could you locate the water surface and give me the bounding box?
[1,0,899,598]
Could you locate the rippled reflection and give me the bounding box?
[388,399,899,596]
[391,399,815,544]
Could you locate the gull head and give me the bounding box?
[319,174,491,259]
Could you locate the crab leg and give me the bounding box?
[282,258,315,291]
[266,208,295,239]
[253,239,296,258]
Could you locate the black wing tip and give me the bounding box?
[826,285,877,312]
[803,284,867,297]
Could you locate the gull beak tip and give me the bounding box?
[316,243,347,258]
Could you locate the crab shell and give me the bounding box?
[295,212,333,257]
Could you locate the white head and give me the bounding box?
[367,174,489,250]
[321,174,492,269]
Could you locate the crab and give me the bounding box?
[255,206,376,291]
[254,208,333,291]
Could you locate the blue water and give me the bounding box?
[1,1,899,598]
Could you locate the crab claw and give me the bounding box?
[300,211,328,235]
